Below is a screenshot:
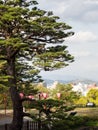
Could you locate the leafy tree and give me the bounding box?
[76,88,98,107]
[35,82,48,93]
[87,89,98,105]
[87,89,98,100]
[51,83,80,105]
[76,96,88,107]
[0,62,10,111]
[0,0,74,130]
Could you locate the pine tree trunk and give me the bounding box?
[7,58,23,130]
[9,87,23,130]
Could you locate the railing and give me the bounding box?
[0,124,9,130]
[23,121,39,130]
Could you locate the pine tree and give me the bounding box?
[0,0,74,130]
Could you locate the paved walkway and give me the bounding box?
[0,109,33,125]
[0,116,12,125]
[0,110,12,125]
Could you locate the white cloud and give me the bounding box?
[37,0,98,81]
[37,0,98,23]
[85,0,98,4]
[72,51,91,57]
[68,31,98,43]
[53,2,69,15]
[83,10,98,22]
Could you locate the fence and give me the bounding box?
[23,121,40,130]
[1,123,98,130]
[0,121,42,130]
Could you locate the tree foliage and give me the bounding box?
[87,89,98,100]
[0,0,74,78]
[51,83,80,105]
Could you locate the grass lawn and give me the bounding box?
[74,107,98,128]
[75,107,98,118]
[1,107,98,129]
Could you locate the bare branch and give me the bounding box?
[22,112,31,117]
[10,49,19,58]
[21,97,36,102]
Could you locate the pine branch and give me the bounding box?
[0,56,7,60]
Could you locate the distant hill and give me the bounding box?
[69,79,98,85]
[43,78,98,85]
[43,79,68,85]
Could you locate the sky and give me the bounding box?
[37,0,98,81]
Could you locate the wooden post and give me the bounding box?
[5,124,7,130]
[27,121,29,130]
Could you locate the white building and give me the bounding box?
[72,82,88,96]
[72,82,98,96]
